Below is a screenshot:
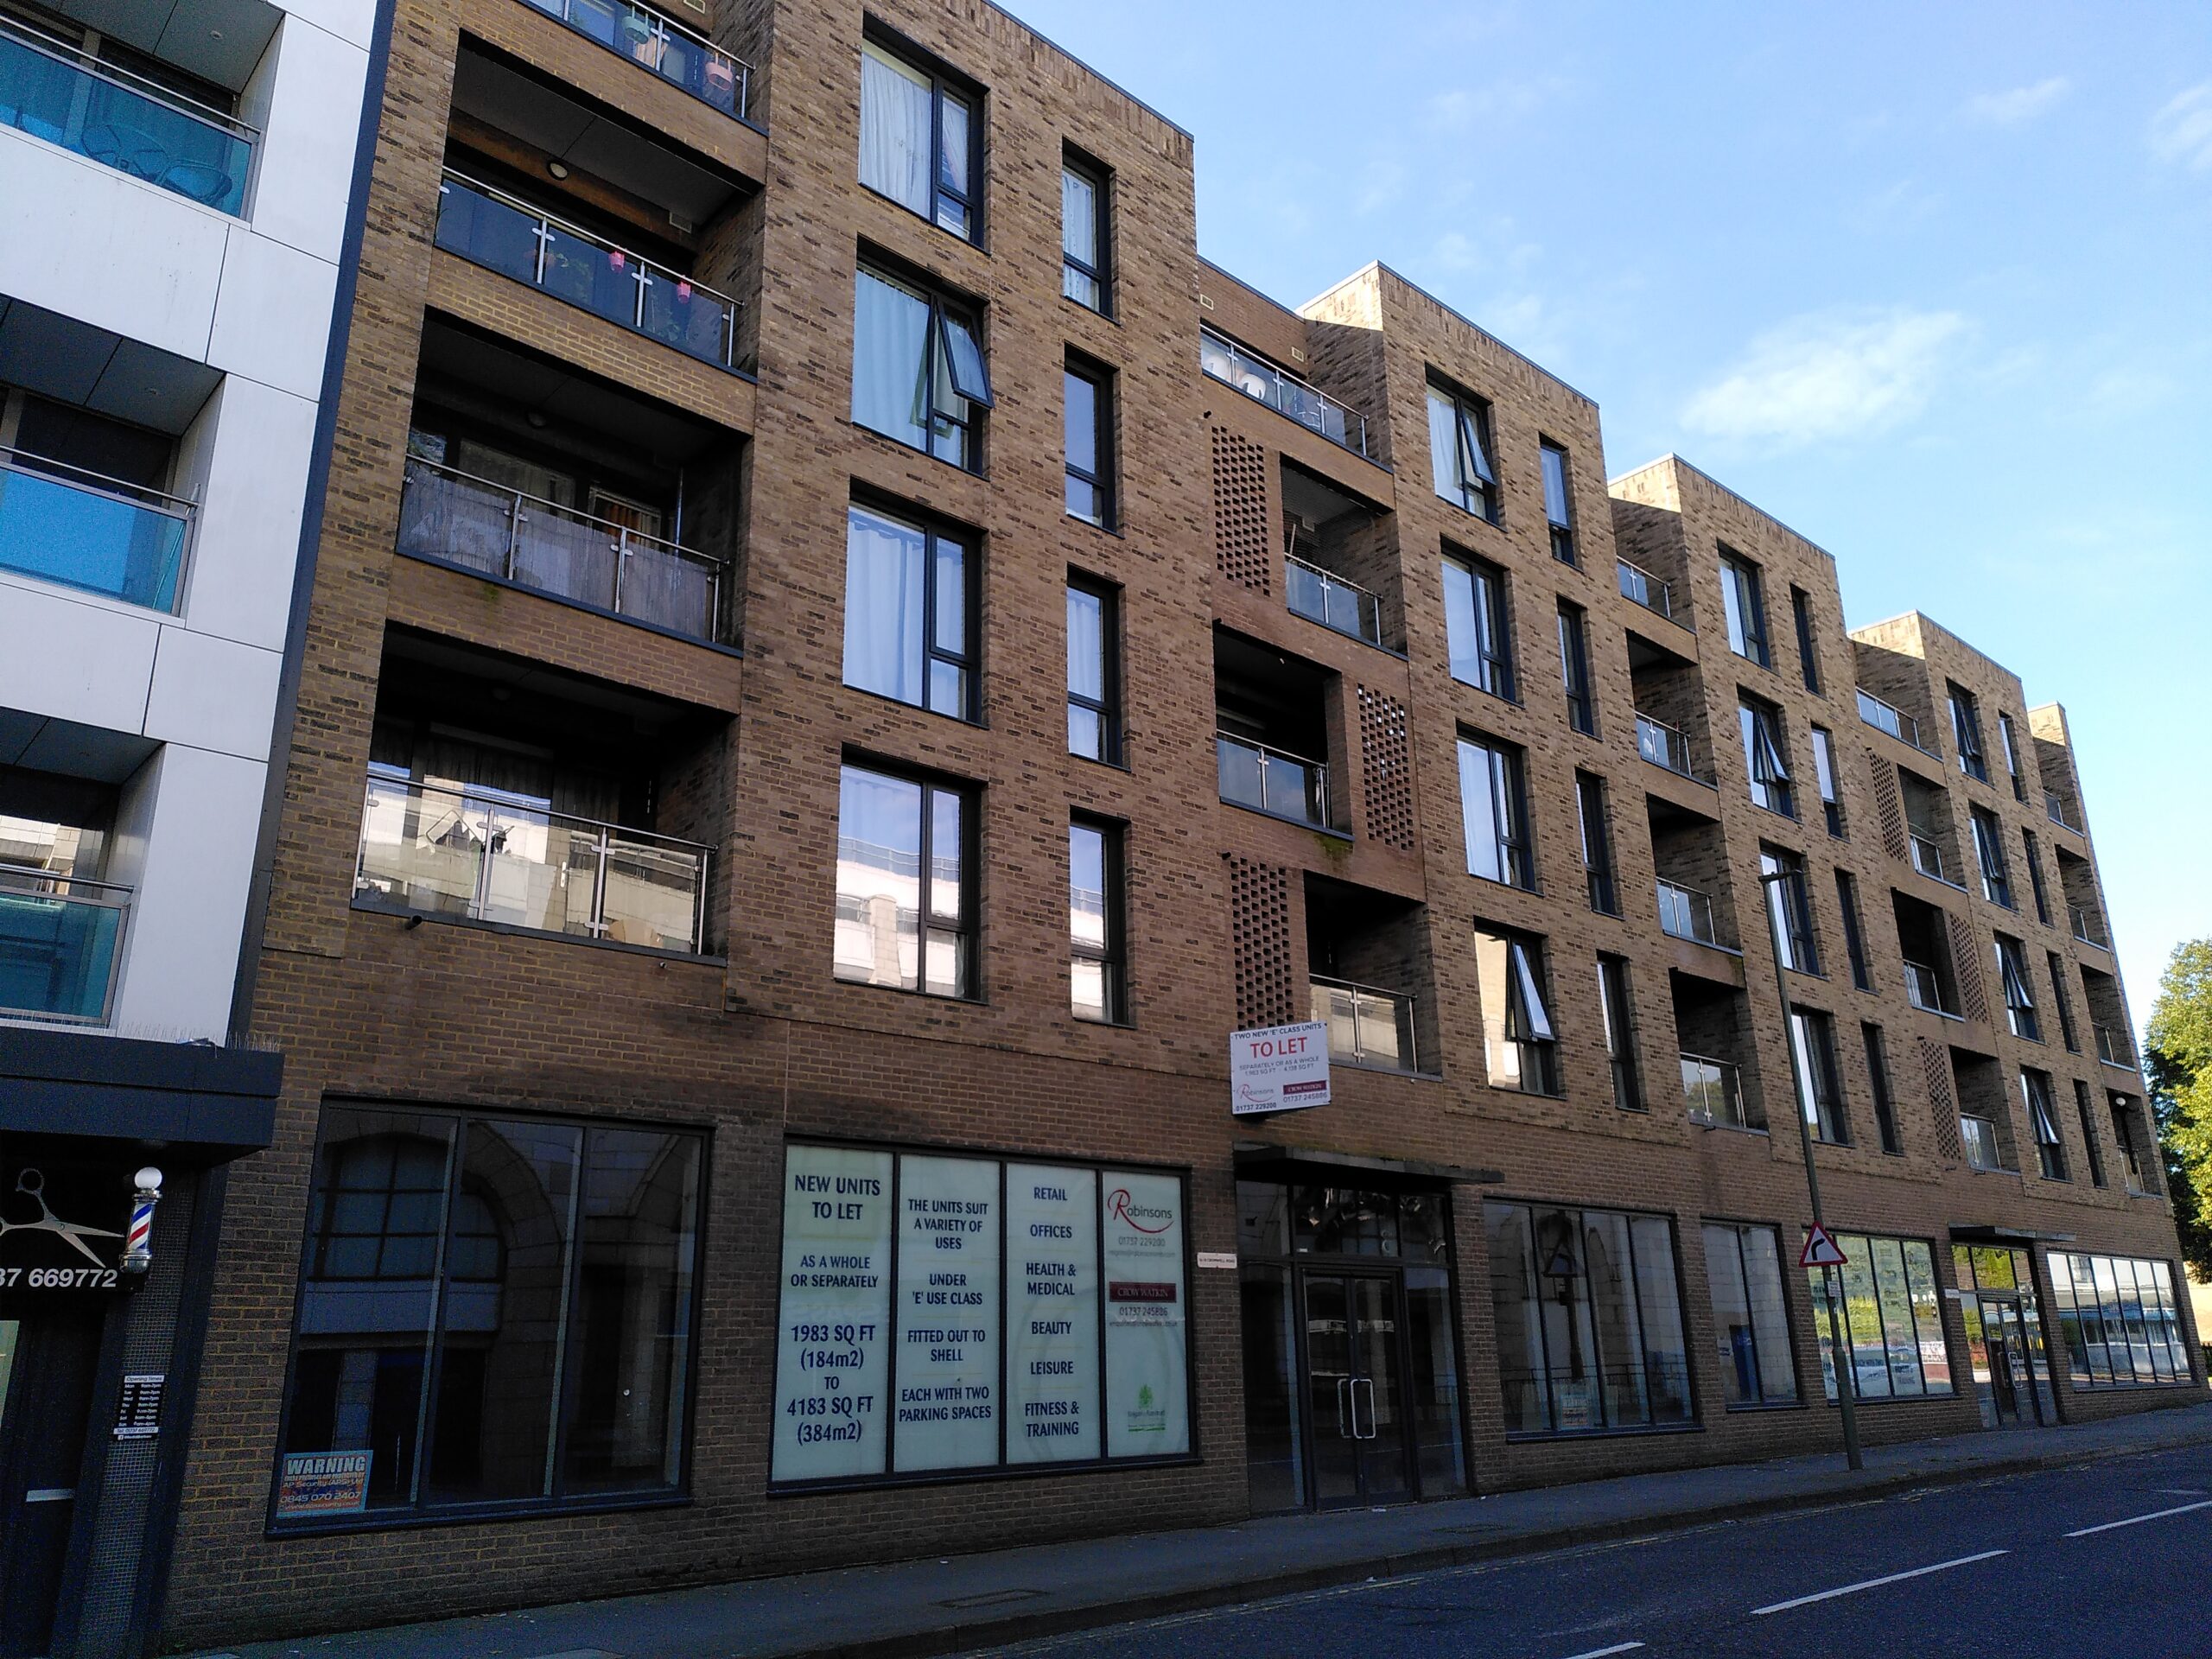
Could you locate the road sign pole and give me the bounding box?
[1759,868,1863,1472]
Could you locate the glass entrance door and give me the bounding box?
[0,1310,104,1658]
[1978,1299,2050,1427]
[1301,1272,1411,1507]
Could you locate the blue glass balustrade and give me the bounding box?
[0,865,128,1024]
[522,0,750,118]
[0,449,191,611]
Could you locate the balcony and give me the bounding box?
[1961,1115,2010,1173]
[1681,1052,1749,1129]
[0,12,256,214]
[1856,688,1927,752]
[1217,732,1329,829]
[521,0,750,119]
[1636,713,1706,783]
[2070,905,2107,949]
[355,773,710,954]
[1200,328,1368,457]
[434,170,740,371]
[1616,556,1674,620]
[1285,555,1381,645]
[1908,831,1953,886]
[1656,879,1719,948]
[2095,1025,2135,1069]
[1904,959,1955,1018]
[1310,976,1418,1073]
[0,447,191,612]
[397,456,724,642]
[2045,790,2082,832]
[0,862,128,1024]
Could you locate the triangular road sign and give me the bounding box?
[1800,1224,1848,1268]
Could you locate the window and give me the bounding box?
[1064,358,1113,527]
[1760,847,1819,975]
[1442,553,1514,697]
[1474,928,1559,1095]
[1836,871,1872,991]
[1557,601,1596,735]
[1575,771,1616,915]
[843,502,975,718]
[1738,696,1795,817]
[1810,725,1845,837]
[1069,817,1124,1023]
[834,762,974,999]
[1486,1201,1692,1433]
[1790,1007,1847,1143]
[853,264,993,469]
[275,1106,702,1522]
[2075,1079,2107,1186]
[1705,1223,1798,1407]
[1949,683,1987,782]
[2048,951,2079,1051]
[1599,954,1641,1111]
[2023,830,2050,924]
[1060,153,1109,312]
[1065,576,1121,764]
[2048,1251,2191,1389]
[1541,441,1575,563]
[1806,1233,1952,1401]
[1427,379,1498,523]
[1457,734,1533,889]
[2023,1070,2065,1179]
[1995,937,2039,1040]
[2111,1094,2154,1192]
[1998,712,2026,802]
[858,39,977,239]
[1864,1024,1901,1153]
[1970,807,2012,907]
[1790,586,1820,692]
[1719,551,1770,667]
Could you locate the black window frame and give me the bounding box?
[1063,352,1116,530]
[2023,829,2051,925]
[1863,1023,1902,1154]
[1540,439,1575,563]
[1810,723,1845,838]
[1599,953,1642,1112]
[1575,769,1617,916]
[1427,376,1500,524]
[1789,1005,1848,1145]
[2048,950,2079,1052]
[1996,935,2039,1041]
[2024,1068,2066,1180]
[853,256,995,473]
[1998,711,2027,802]
[1719,550,1770,668]
[2075,1078,2107,1186]
[1760,845,1820,976]
[1557,599,1596,735]
[1065,572,1122,766]
[1949,683,1988,783]
[1443,548,1516,700]
[1059,146,1110,314]
[1458,730,1535,892]
[1739,695,1796,818]
[1790,585,1820,692]
[1069,812,1127,1025]
[857,31,982,243]
[833,756,981,1001]
[1703,1219,1801,1407]
[1971,806,2013,908]
[1836,869,1872,991]
[1476,925,1561,1096]
[842,494,980,721]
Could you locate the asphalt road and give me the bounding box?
[965,1443,2212,1659]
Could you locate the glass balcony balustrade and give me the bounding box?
[2094,1025,2134,1069]
[1616,556,1673,618]
[1635,713,1703,782]
[522,0,749,118]
[1904,959,1955,1017]
[1216,733,1329,829]
[1909,832,1951,885]
[1855,688,1926,751]
[1285,555,1381,645]
[435,171,740,370]
[1310,975,1417,1072]
[0,12,256,213]
[1199,328,1368,456]
[0,862,128,1023]
[355,772,710,955]
[1656,878,1719,947]
[1961,1115,2008,1173]
[1681,1052,1747,1128]
[0,447,190,611]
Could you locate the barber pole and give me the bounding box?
[123,1166,163,1275]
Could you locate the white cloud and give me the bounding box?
[1422,78,1567,133]
[1682,308,1969,448]
[1430,232,1483,274]
[1961,77,2070,126]
[2150,81,2212,169]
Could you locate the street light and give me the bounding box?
[1758,866,1863,1472]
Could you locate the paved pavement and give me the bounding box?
[187,1398,2212,1659]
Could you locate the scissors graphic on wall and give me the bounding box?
[0,1169,122,1267]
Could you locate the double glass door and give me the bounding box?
[0,1310,104,1657]
[1974,1297,2050,1427]
[1302,1272,1411,1507]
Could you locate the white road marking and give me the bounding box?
[1750,1549,2009,1616]
[2063,1498,2212,1537]
[1557,1643,1646,1659]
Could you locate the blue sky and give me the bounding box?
[1008,0,2212,1034]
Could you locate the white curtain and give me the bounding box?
[843,504,925,704]
[860,43,932,214]
[852,269,931,448]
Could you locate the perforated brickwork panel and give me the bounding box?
[1947,912,1988,1025]
[1227,855,1295,1028]
[1358,685,1415,852]
[1211,427,1272,594]
[1921,1036,1961,1160]
[1869,752,1908,861]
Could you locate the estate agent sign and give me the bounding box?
[1230,1021,1331,1116]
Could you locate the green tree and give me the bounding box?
[2145,938,2212,1280]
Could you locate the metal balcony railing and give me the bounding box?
[1904,959,1955,1017]
[0,861,129,1025]
[397,457,725,642]
[1908,831,1953,885]
[1616,556,1673,619]
[2070,905,2107,948]
[435,170,740,370]
[2095,1025,2135,1069]
[1310,976,1418,1073]
[1656,879,1719,947]
[1217,732,1330,828]
[0,446,192,613]
[1199,328,1369,457]
[1856,688,1927,751]
[0,12,257,213]
[355,773,711,954]
[521,0,750,119]
[1635,713,1705,782]
[1961,1115,2010,1173]
[1286,555,1382,645]
[1681,1052,1748,1129]
[2045,790,2082,832]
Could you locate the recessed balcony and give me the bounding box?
[2094,1024,2135,1070]
[1681,1051,1748,1129]
[1904,959,1955,1018]
[2070,904,2107,949]
[520,0,751,120]
[1855,687,1929,752]
[0,861,127,1023]
[1217,732,1329,829]
[1636,713,1707,784]
[0,446,191,611]
[1656,878,1720,948]
[1310,975,1418,1073]
[1200,327,1368,457]
[2044,788,2082,832]
[1961,1113,2010,1173]
[1616,556,1675,620]
[1909,831,1953,886]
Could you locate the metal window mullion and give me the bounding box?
[409,1119,467,1509]
[543,1130,587,1498]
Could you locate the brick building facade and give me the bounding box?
[157,0,2195,1648]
